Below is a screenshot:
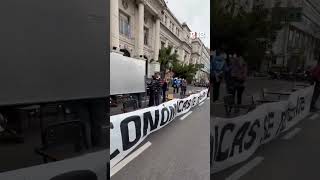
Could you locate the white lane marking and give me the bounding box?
[180,111,193,120]
[199,102,205,107]
[226,157,264,180]
[282,128,301,140]
[110,142,152,177]
[310,114,319,120]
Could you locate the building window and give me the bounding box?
[119,12,130,38]
[144,27,149,45]
[164,15,167,25]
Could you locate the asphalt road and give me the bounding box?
[211,79,298,117]
[111,95,210,180]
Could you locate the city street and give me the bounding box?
[211,78,297,117]
[111,89,210,180]
[211,78,320,179]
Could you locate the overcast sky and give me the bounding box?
[166,0,210,48]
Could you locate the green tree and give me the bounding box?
[212,0,283,71]
[172,62,199,83]
[158,46,179,78]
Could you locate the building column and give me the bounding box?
[181,49,185,63]
[165,40,169,48]
[110,0,119,50]
[137,0,145,58]
[154,15,161,61]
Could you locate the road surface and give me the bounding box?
[211,79,297,117]
[111,93,210,180]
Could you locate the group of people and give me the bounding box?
[147,75,189,107]
[172,77,188,97]
[148,74,170,107]
[211,48,248,108]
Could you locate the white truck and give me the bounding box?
[0,0,108,179]
[110,52,148,113]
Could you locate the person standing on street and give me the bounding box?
[310,59,320,111]
[212,49,226,102]
[154,74,161,105]
[180,79,187,97]
[224,54,233,94]
[173,77,178,94]
[231,54,248,112]
[148,75,156,107]
[162,79,168,102]
[183,79,187,96]
[177,78,181,94]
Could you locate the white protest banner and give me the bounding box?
[110,89,208,168]
[211,85,314,173]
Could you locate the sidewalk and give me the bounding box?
[110,85,207,116]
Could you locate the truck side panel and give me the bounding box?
[0,0,108,106]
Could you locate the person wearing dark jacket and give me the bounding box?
[154,75,161,105]
[230,54,247,112]
[211,49,226,102]
[148,76,156,107]
[162,79,168,102]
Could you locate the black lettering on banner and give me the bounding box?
[110,149,120,160]
[120,116,141,151]
[300,97,305,111]
[216,123,235,162]
[143,110,160,137]
[177,101,184,113]
[263,113,274,141]
[160,107,170,126]
[276,111,287,136]
[182,100,189,111]
[244,119,260,150]
[174,104,177,114]
[169,106,176,122]
[230,122,250,157]
[183,99,191,111]
[193,97,197,106]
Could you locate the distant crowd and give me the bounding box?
[211,48,248,110]
[147,74,188,107]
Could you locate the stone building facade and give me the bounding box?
[253,0,320,71]
[110,0,209,80]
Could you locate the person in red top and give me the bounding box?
[310,59,320,111]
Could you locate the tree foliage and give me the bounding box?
[212,0,283,71]
[172,62,199,83]
[158,46,179,78]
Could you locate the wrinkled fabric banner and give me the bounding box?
[211,86,314,173]
[110,89,208,168]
